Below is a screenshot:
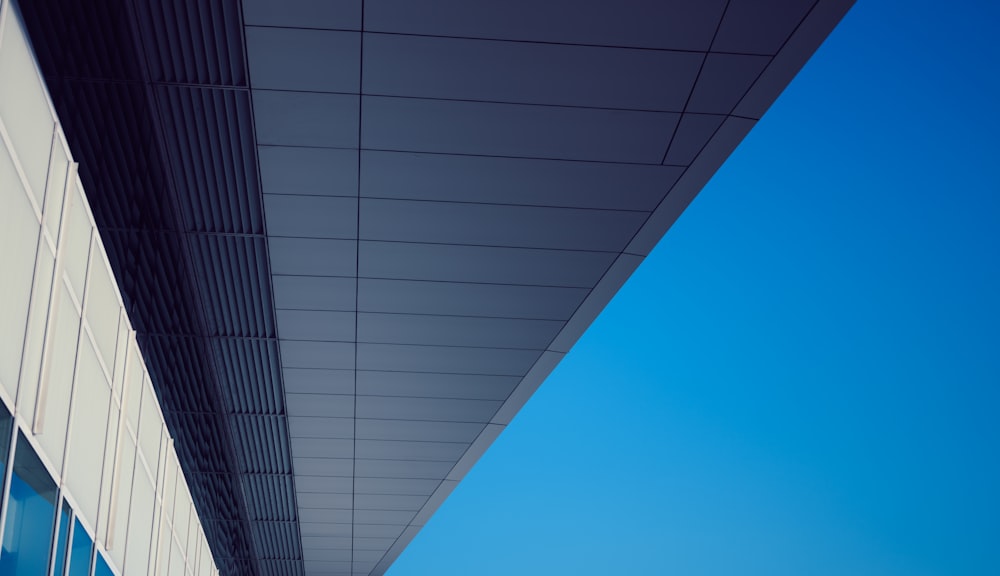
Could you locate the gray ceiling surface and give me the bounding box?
[247,1,855,574]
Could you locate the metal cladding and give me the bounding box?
[16,1,854,575]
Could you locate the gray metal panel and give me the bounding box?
[357,278,588,320]
[357,313,563,349]
[354,494,429,511]
[253,90,359,147]
[280,341,356,370]
[299,508,352,524]
[302,536,353,550]
[713,0,816,55]
[299,522,352,537]
[296,476,354,494]
[243,0,363,29]
[686,54,771,115]
[268,238,356,276]
[359,198,647,252]
[352,478,442,496]
[357,343,542,376]
[353,524,407,539]
[361,96,678,163]
[246,27,360,92]
[264,195,358,239]
[356,396,502,423]
[358,241,616,287]
[363,34,701,110]
[355,440,469,462]
[288,416,355,439]
[297,492,353,509]
[360,151,681,210]
[284,368,355,395]
[273,276,356,312]
[286,394,355,418]
[664,114,728,166]
[356,371,518,400]
[292,437,355,459]
[354,509,416,524]
[277,309,355,341]
[259,146,358,197]
[294,458,354,477]
[355,459,454,480]
[363,0,727,51]
[353,537,398,550]
[355,419,485,443]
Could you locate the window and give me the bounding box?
[0,433,58,575]
[66,517,93,576]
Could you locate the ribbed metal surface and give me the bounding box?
[17,0,300,573]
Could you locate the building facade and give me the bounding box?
[0,0,854,575]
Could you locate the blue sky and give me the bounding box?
[388,1,1000,574]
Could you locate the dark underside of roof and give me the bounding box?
[18,1,293,574]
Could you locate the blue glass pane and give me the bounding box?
[66,518,93,576]
[52,501,72,576]
[0,432,58,576]
[94,553,114,576]
[0,405,12,518]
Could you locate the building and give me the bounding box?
[0,1,854,575]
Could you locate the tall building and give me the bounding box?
[0,1,854,575]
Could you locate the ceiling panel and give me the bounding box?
[353,524,407,539]
[359,198,646,251]
[352,537,398,550]
[713,0,816,55]
[294,457,354,477]
[277,310,355,341]
[286,393,355,418]
[363,0,727,51]
[273,276,356,312]
[292,437,355,459]
[361,96,678,163]
[268,238,356,277]
[243,0,363,30]
[295,476,354,494]
[288,416,355,439]
[354,459,454,480]
[358,241,616,287]
[357,278,587,320]
[686,54,771,115]
[297,492,354,509]
[362,34,701,110]
[356,371,518,400]
[664,114,728,166]
[253,90,359,147]
[264,195,358,239]
[280,341,355,370]
[355,440,469,462]
[353,494,430,511]
[352,478,442,496]
[356,343,542,376]
[301,536,353,550]
[355,419,485,443]
[356,396,502,422]
[259,146,358,196]
[246,27,360,92]
[283,368,355,395]
[360,151,681,210]
[299,522,352,537]
[357,313,563,349]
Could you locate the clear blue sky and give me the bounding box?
[388,1,1000,574]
